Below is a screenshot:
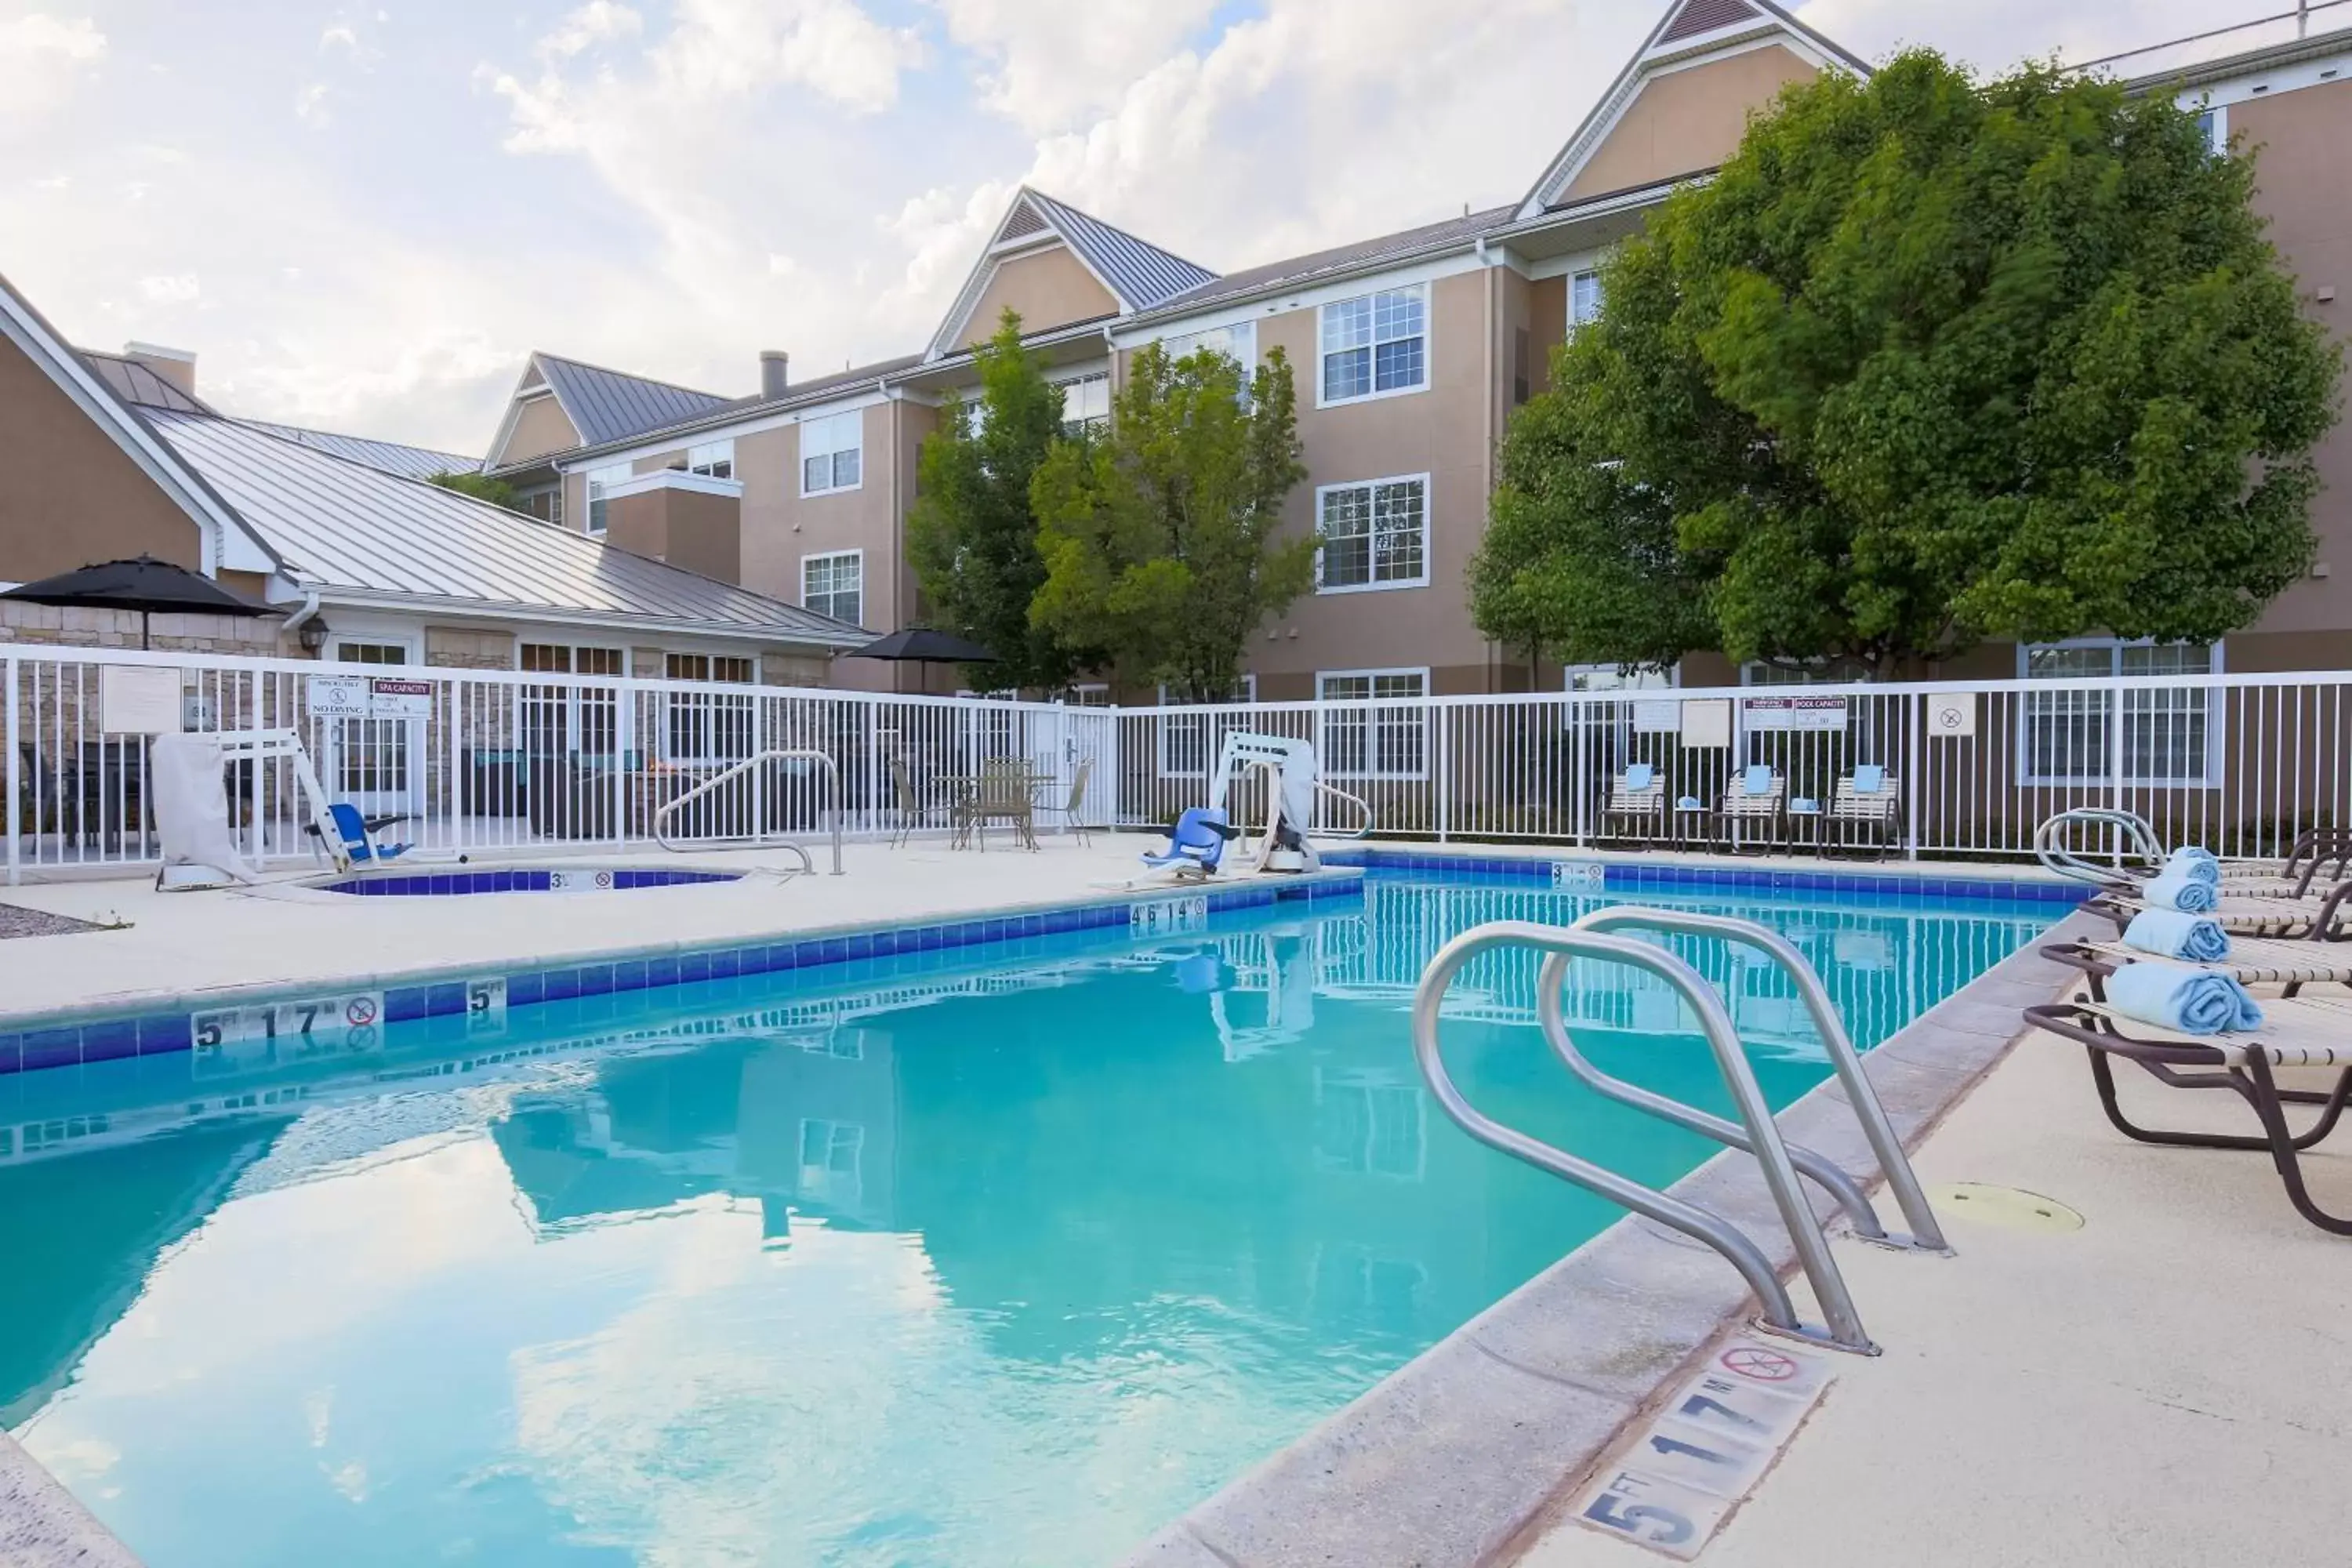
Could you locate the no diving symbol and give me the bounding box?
[345,996,379,1027]
[1720,1345,1799,1383]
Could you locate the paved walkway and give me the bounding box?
[1518,1022,2352,1568]
[0,837,1165,1023]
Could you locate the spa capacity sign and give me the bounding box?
[1742,695,1848,733]
[308,674,435,720]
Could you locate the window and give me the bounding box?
[1313,1069,1427,1180]
[687,440,735,480]
[2197,104,2225,156]
[800,410,862,495]
[1163,322,1258,405]
[2020,641,2220,786]
[1068,684,1111,707]
[1320,283,1426,405]
[1319,669,1428,779]
[1741,659,1868,686]
[797,1118,865,1205]
[1317,475,1429,593]
[1156,676,1256,777]
[953,390,989,441]
[1057,372,1110,436]
[663,652,754,760]
[520,642,623,757]
[584,462,631,537]
[801,550,863,626]
[1570,270,1604,328]
[1566,664,1673,693]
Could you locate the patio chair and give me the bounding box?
[887,754,923,848]
[1825,765,1901,858]
[2024,967,2352,1236]
[1037,758,1095,846]
[1600,763,1666,845]
[955,757,1037,851]
[2085,880,2352,942]
[1718,764,1784,853]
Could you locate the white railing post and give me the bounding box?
[1435,699,1451,844]
[2109,667,2130,866]
[615,677,634,850]
[5,654,17,887]
[1904,689,1922,860]
[1571,693,1589,849]
[865,695,882,837]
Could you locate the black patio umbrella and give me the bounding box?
[0,555,281,649]
[848,626,1000,666]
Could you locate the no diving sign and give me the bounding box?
[1926,693,1976,739]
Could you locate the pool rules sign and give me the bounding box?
[309,674,435,719]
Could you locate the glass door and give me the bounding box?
[326,639,421,817]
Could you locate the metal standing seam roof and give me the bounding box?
[534,354,736,448]
[1148,204,1522,315]
[79,350,214,416]
[229,419,478,481]
[143,410,866,644]
[1021,189,1221,310]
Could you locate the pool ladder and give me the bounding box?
[1410,909,1948,1356]
[651,749,844,875]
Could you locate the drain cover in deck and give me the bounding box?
[1928,1182,2084,1232]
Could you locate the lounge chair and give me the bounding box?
[2054,935,2352,999]
[2086,883,2352,941]
[1038,758,1096,846]
[1719,764,1784,853]
[2024,982,2352,1236]
[1142,808,1236,880]
[1825,766,1900,858]
[2035,809,2352,898]
[1600,764,1666,844]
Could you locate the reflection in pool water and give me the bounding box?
[1,875,2049,1567]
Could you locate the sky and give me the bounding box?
[0,0,2303,456]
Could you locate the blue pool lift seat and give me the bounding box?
[324,802,412,865]
[1142,808,1237,880]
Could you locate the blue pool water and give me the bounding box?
[0,873,2053,1567]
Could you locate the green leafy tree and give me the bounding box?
[906,310,1088,691]
[1030,344,1313,702]
[1472,52,2339,677]
[430,470,524,510]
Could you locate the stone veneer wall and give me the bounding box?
[0,601,285,655]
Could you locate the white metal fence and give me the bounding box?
[5,644,2347,880]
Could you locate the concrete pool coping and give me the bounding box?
[1127,906,2104,1568]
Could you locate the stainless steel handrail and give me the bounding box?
[1568,907,1949,1254]
[1413,921,1878,1354]
[651,749,844,875]
[2032,807,2163,889]
[1313,781,1374,840]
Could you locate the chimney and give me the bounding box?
[125,341,198,396]
[760,349,789,399]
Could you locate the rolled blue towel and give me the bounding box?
[2141,867,2217,913]
[2105,960,2263,1036]
[1677,795,1703,811]
[2165,847,2220,887]
[2122,909,2231,963]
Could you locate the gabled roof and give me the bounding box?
[0,271,276,577]
[1515,0,1867,220]
[229,419,479,481]
[924,187,1219,361]
[144,409,866,645]
[1151,205,1520,316]
[533,352,734,448]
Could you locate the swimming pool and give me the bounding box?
[1,870,2057,1566]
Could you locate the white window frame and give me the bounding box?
[2198,102,2227,156]
[1570,269,1604,328]
[2015,637,2226,788]
[583,461,632,538]
[1067,683,1112,707]
[799,410,864,498]
[1315,473,1432,595]
[1163,321,1258,406]
[1317,667,1430,781]
[1055,371,1111,436]
[1739,659,1870,687]
[800,549,864,627]
[1564,662,1676,694]
[517,641,627,760]
[659,651,757,765]
[687,440,735,480]
[1156,675,1257,779]
[1317,282,1429,408]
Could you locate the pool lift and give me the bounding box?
[154,728,342,889]
[1213,731,1373,874]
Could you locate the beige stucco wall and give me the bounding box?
[605,487,742,583]
[1562,43,1817,202]
[498,394,583,467]
[2228,81,2352,644]
[956,245,1120,347]
[1207,267,1498,690]
[563,470,589,536]
[0,332,205,580]
[735,402,909,691]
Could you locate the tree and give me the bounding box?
[430,470,524,510]
[1030,343,1313,702]
[1472,52,2340,677]
[906,310,1090,691]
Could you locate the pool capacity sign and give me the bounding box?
[1740,695,1849,732]
[308,674,435,720]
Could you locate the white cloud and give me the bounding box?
[138,274,200,304]
[924,0,1221,134]
[294,82,331,124]
[320,22,361,56]
[0,13,107,119]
